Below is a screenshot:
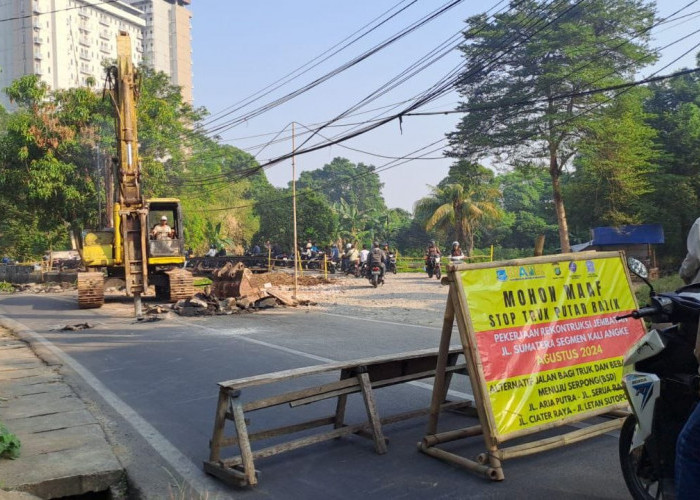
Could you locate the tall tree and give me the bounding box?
[0,76,103,258]
[565,89,657,231]
[643,69,700,260]
[296,157,387,214]
[414,183,500,255]
[447,0,656,252]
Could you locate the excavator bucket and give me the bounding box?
[211,262,265,301]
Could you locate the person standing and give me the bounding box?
[676,216,700,498]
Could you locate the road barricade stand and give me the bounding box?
[205,347,469,487]
[420,251,645,480]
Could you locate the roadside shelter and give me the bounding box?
[589,224,664,277]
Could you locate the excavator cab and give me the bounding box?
[147,199,186,262]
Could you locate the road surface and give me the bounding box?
[0,292,631,499]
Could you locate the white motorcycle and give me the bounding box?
[616,258,700,499]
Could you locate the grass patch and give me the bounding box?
[194,278,212,288]
[0,423,20,459]
[0,281,13,293]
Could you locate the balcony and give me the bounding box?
[33,35,42,44]
[79,36,92,46]
[33,51,43,60]
[99,29,110,40]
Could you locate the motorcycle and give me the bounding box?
[616,257,700,499]
[426,254,441,279]
[368,264,384,288]
[344,260,361,278]
[387,252,397,274]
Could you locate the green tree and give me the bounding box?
[414,183,500,255]
[254,188,338,252]
[0,76,103,259]
[296,157,386,214]
[565,89,657,231]
[447,0,656,252]
[643,70,700,261]
[497,163,559,250]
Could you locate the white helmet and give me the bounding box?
[346,243,352,250]
[452,241,460,247]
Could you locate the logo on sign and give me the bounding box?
[586,260,595,273]
[569,261,577,272]
[496,269,508,281]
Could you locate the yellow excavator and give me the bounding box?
[77,32,194,314]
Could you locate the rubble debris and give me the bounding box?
[168,263,319,316]
[136,316,164,323]
[256,297,277,309]
[60,322,94,331]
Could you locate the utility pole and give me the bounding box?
[292,122,299,299]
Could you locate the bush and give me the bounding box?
[0,423,20,459]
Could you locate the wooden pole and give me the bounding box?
[534,234,545,256]
[292,122,298,299]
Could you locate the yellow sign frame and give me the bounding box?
[419,251,643,481]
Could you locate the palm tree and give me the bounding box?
[414,183,500,256]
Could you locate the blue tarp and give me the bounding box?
[592,224,664,246]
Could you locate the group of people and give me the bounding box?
[424,240,465,263]
[341,241,392,276]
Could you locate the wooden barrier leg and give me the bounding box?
[334,369,350,430]
[231,393,258,486]
[356,368,388,454]
[426,291,456,435]
[209,388,232,462]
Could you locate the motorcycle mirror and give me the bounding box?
[627,257,648,278]
[626,256,654,293]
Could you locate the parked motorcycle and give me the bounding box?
[368,264,384,288]
[616,257,700,499]
[426,255,441,279]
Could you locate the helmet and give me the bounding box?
[429,240,435,246]
[306,242,312,249]
[452,241,460,247]
[346,243,352,250]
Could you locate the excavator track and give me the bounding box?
[166,268,194,302]
[77,271,105,309]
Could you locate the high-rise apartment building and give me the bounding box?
[0,0,192,110]
[127,0,192,103]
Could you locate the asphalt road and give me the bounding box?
[0,292,632,499]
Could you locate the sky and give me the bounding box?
[189,0,700,212]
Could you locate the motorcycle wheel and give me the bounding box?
[371,275,378,288]
[392,266,397,275]
[436,266,441,279]
[619,415,664,500]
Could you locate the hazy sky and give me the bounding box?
[190,1,700,212]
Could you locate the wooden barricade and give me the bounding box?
[420,251,644,480]
[205,347,469,487]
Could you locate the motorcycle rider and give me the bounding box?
[367,241,386,279]
[425,240,441,264]
[450,241,465,262]
[382,242,393,270]
[676,216,700,498]
[343,243,360,274]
